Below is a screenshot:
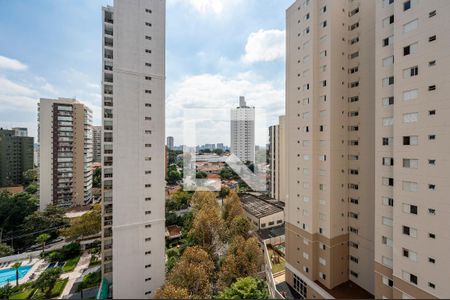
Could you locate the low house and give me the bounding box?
[165,225,182,240]
[240,194,284,230]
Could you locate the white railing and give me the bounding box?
[262,240,285,299]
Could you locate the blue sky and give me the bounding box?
[0,0,291,145]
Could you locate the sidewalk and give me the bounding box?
[59,252,91,299]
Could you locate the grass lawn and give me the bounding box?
[9,288,36,299]
[62,256,80,273]
[268,248,285,274]
[50,278,69,298]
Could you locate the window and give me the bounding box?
[403,248,417,261]
[402,226,417,238]
[383,117,394,127]
[403,66,418,78]
[382,236,393,247]
[383,0,394,7]
[403,19,418,33]
[428,184,436,191]
[383,276,394,287]
[145,90,152,94]
[382,177,394,187]
[402,271,418,285]
[403,159,418,169]
[349,22,359,31]
[383,76,394,86]
[350,198,359,205]
[383,35,394,47]
[429,282,436,289]
[403,135,418,145]
[403,42,417,56]
[145,9,152,13]
[145,35,152,40]
[145,22,152,27]
[403,181,418,192]
[145,76,152,80]
[383,197,394,207]
[383,97,395,106]
[429,233,436,239]
[402,203,418,215]
[383,15,394,27]
[428,257,436,264]
[145,49,152,53]
[382,157,394,166]
[429,10,436,18]
[428,85,436,91]
[428,159,436,166]
[350,256,359,263]
[383,137,393,146]
[429,60,436,67]
[403,112,418,123]
[382,217,393,227]
[383,56,394,67]
[403,89,418,101]
[319,258,326,266]
[428,208,436,215]
[321,20,327,28]
[382,256,393,268]
[145,63,152,67]
[429,35,436,42]
[403,0,411,11]
[429,110,436,116]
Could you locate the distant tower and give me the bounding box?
[230,96,255,163]
[167,136,174,150]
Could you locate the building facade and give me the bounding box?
[374,0,450,298]
[230,96,255,163]
[285,0,375,297]
[38,98,93,209]
[0,128,34,187]
[268,124,280,200]
[93,126,102,163]
[101,0,166,298]
[166,136,174,150]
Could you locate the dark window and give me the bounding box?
[429,35,437,42]
[410,205,418,215]
[429,10,436,18]
[403,226,410,235]
[403,0,411,11]
[410,274,418,285]
[404,45,411,56]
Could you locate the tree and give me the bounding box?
[218,277,269,299]
[23,168,38,185]
[0,285,14,299]
[33,267,62,297]
[228,215,251,239]
[21,205,68,248]
[167,169,182,185]
[167,246,214,299]
[92,168,101,188]
[0,242,14,257]
[222,191,243,225]
[218,236,263,288]
[213,149,224,155]
[36,233,50,255]
[166,189,191,211]
[60,205,101,241]
[190,191,218,212]
[196,171,208,179]
[11,262,21,287]
[189,205,224,256]
[25,183,38,195]
[220,166,237,180]
[219,187,230,199]
[0,191,38,243]
[155,284,189,299]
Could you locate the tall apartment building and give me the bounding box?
[374,1,450,298]
[166,136,174,150]
[285,0,375,297]
[268,115,287,202]
[0,128,34,187]
[101,1,166,298]
[93,126,102,163]
[230,96,255,163]
[38,98,93,209]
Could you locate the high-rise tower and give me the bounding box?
[101,0,166,298]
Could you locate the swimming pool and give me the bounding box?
[0,265,32,287]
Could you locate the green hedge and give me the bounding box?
[9,288,36,299]
[50,278,68,298]
[62,256,80,273]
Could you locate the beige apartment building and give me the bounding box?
[38,98,93,209]
[285,0,375,297]
[269,116,287,203]
[101,0,166,298]
[374,0,450,298]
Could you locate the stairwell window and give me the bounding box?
[403,19,418,33]
[403,112,418,123]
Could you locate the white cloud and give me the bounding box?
[168,0,241,15]
[0,55,28,71]
[166,72,284,146]
[242,29,285,63]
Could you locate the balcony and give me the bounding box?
[104,29,113,36]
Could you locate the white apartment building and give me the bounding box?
[101,0,166,298]
[166,136,174,150]
[374,0,450,298]
[230,96,255,163]
[38,98,93,209]
[285,0,375,298]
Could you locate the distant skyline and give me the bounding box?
[0,0,289,145]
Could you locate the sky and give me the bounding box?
[0,0,292,146]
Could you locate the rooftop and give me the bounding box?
[240,194,283,219]
[316,280,374,299]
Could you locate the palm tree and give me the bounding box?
[11,262,21,287]
[36,233,50,255]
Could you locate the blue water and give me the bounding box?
[0,265,32,287]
